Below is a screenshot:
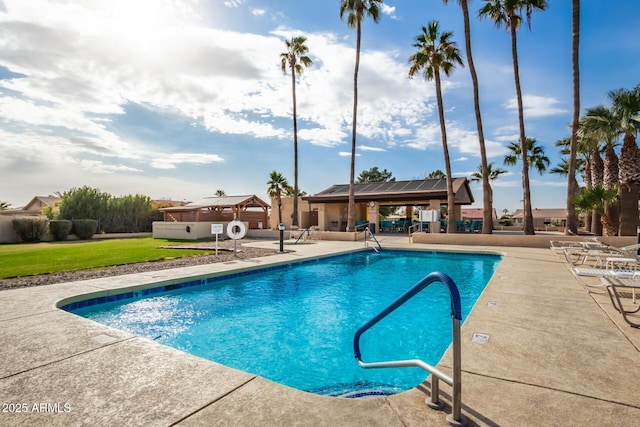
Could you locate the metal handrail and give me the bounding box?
[294,228,312,244]
[353,272,466,426]
[363,226,381,252]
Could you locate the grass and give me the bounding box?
[0,237,216,279]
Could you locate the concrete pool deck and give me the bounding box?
[1,238,639,426]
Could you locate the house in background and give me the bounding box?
[0,195,62,243]
[460,207,498,226]
[511,208,573,231]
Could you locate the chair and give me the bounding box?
[602,274,640,328]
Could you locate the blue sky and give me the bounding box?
[0,1,639,214]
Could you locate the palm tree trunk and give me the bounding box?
[566,0,580,235]
[276,187,282,225]
[619,133,640,236]
[435,71,456,234]
[347,20,361,233]
[461,0,492,234]
[510,17,535,235]
[291,68,299,228]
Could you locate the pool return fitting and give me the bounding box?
[353,271,466,426]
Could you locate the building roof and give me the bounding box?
[23,196,62,211]
[303,178,474,205]
[461,207,498,220]
[512,208,568,219]
[159,195,270,212]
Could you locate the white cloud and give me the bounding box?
[505,95,568,117]
[380,4,397,19]
[359,145,386,152]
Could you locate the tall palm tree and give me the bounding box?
[580,105,621,235]
[470,163,506,216]
[444,0,493,234]
[339,0,383,232]
[503,137,550,175]
[479,0,548,235]
[267,171,291,227]
[281,36,313,229]
[609,86,640,236]
[565,0,580,235]
[409,20,464,234]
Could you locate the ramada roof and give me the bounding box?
[512,208,568,219]
[159,195,270,212]
[304,178,474,205]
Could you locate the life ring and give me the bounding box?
[226,220,247,240]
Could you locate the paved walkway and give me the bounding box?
[1,238,639,426]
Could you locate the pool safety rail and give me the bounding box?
[353,271,466,426]
[364,227,381,252]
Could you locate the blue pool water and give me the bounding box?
[65,250,500,397]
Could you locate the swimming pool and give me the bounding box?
[62,249,500,397]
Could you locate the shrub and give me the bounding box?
[12,217,48,243]
[72,219,98,240]
[49,219,73,241]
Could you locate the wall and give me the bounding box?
[269,197,312,230]
[152,221,248,240]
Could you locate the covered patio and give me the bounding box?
[153,195,270,240]
[302,178,474,233]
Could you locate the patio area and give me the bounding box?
[1,238,639,426]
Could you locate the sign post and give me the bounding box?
[211,223,224,256]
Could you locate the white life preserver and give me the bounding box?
[227,220,247,240]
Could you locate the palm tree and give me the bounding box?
[609,86,640,236]
[573,185,619,236]
[267,171,291,227]
[281,36,313,229]
[580,105,621,234]
[503,137,550,175]
[443,0,493,234]
[0,201,10,210]
[470,162,507,182]
[339,0,383,232]
[470,163,506,216]
[479,0,548,235]
[214,189,226,197]
[427,170,446,179]
[565,0,580,235]
[409,20,464,234]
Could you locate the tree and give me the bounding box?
[357,166,395,183]
[281,36,313,229]
[409,20,463,234]
[579,105,621,234]
[357,166,396,217]
[444,0,493,234]
[479,0,548,235]
[503,137,550,175]
[267,171,291,227]
[565,0,581,235]
[609,86,640,236]
[573,185,619,236]
[0,201,10,210]
[470,163,506,216]
[340,0,383,232]
[427,170,446,179]
[215,189,226,196]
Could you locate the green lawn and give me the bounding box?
[0,238,215,279]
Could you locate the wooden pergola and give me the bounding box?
[159,195,270,229]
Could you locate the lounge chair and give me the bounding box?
[602,274,640,328]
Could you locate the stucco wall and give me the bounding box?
[152,221,248,240]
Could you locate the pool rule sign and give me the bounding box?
[211,223,224,255]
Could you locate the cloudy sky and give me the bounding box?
[1,0,639,213]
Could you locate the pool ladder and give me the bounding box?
[353,271,466,426]
[363,227,381,252]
